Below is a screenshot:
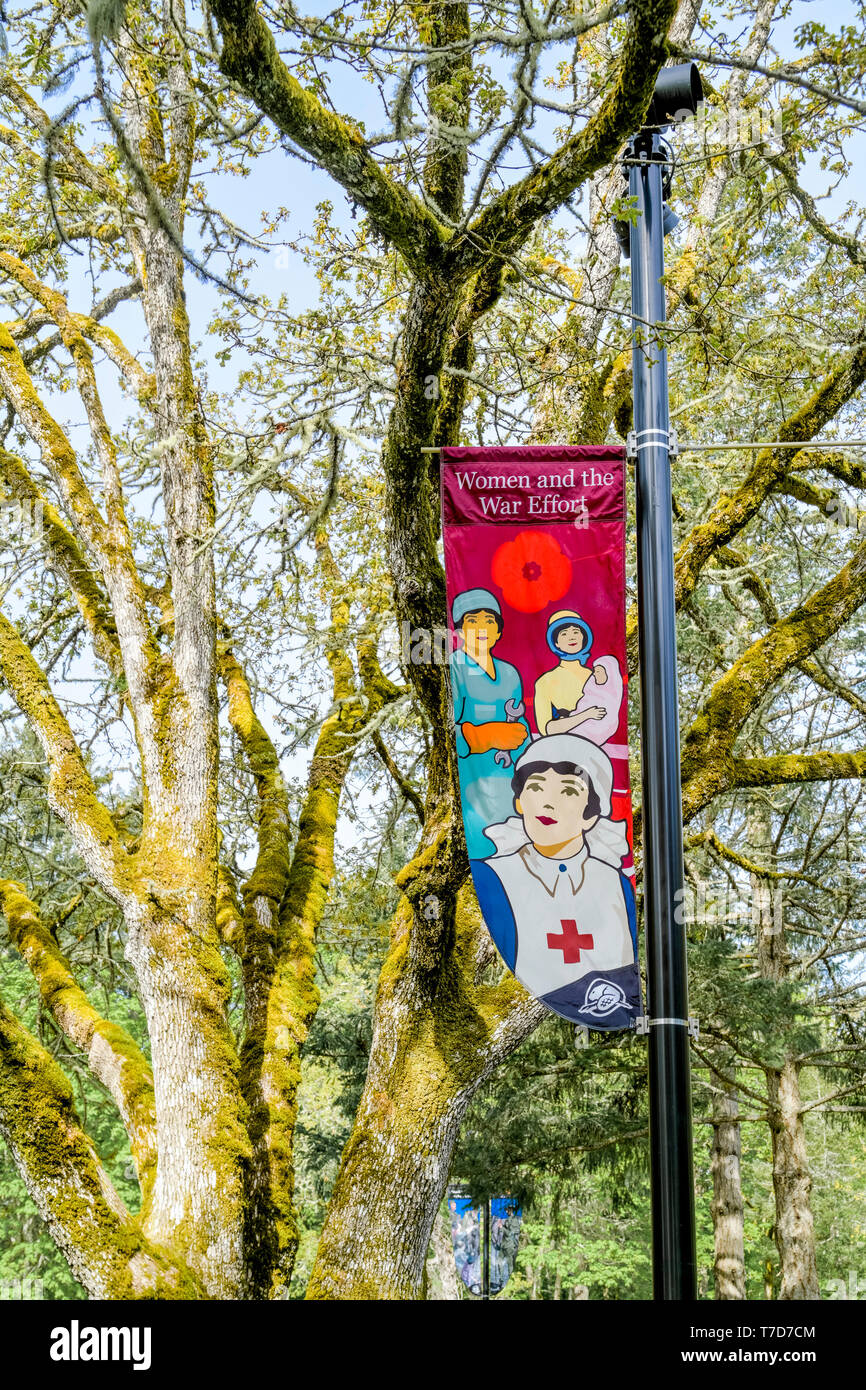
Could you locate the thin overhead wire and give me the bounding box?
[420,440,866,454]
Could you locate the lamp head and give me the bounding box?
[645,62,703,129]
[662,204,680,237]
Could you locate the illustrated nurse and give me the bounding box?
[469,734,639,1023]
[450,587,530,858]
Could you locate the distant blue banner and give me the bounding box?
[448,1194,522,1296]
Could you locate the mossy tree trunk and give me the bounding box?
[765,1059,820,1300]
[710,1068,747,1300]
[751,807,820,1301]
[0,3,403,1299]
[308,891,544,1298]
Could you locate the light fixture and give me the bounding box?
[662,204,680,237]
[645,62,704,129]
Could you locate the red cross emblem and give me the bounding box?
[546,919,594,963]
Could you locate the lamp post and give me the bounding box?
[627,62,702,1302]
[482,1198,490,1300]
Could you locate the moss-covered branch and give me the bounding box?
[716,543,779,624]
[0,73,122,207]
[420,1,471,223]
[0,610,129,902]
[19,304,153,401]
[716,547,866,717]
[372,731,426,825]
[684,828,824,888]
[798,656,866,718]
[0,446,123,678]
[0,322,110,555]
[209,0,448,276]
[773,474,836,512]
[8,278,152,398]
[673,334,866,613]
[0,251,141,548]
[450,0,678,274]
[0,993,200,1298]
[0,879,157,1202]
[796,449,866,492]
[221,646,292,929]
[730,748,866,788]
[680,539,866,820]
[216,858,245,953]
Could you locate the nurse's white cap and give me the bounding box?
[514,734,613,815]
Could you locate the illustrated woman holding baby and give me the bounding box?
[533,610,623,745]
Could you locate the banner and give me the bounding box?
[441,446,640,1031]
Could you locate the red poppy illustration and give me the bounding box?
[491,530,572,613]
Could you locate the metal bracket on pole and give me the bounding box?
[626,428,679,459]
[635,1016,699,1040]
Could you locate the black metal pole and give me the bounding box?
[482,1198,490,1300]
[628,128,697,1301]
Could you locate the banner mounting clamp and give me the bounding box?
[626,428,679,459]
[635,1015,699,1039]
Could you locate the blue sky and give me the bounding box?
[53,0,864,410]
[8,0,863,817]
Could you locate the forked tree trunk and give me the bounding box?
[306,887,542,1299]
[126,901,248,1299]
[710,1072,746,1300]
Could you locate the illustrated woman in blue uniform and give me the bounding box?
[450,588,530,858]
